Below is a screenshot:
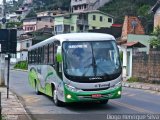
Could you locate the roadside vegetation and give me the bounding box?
[150,26,160,48]
[14,61,28,70]
[127,77,160,84]
[127,77,141,83]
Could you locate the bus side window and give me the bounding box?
[49,43,54,65]
[32,50,35,64]
[42,46,45,64]
[44,45,49,64]
[28,51,30,64]
[38,48,41,64]
[36,49,38,64]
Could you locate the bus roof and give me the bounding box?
[28,33,115,51]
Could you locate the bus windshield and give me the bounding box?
[63,41,121,81]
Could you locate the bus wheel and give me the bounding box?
[35,81,41,95]
[99,100,109,104]
[53,89,63,107]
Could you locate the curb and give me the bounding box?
[122,82,160,92]
[1,87,32,120]
[8,88,32,120]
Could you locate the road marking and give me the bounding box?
[127,94,136,97]
[122,92,136,97]
[22,95,40,104]
[111,100,154,114]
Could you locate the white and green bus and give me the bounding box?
[28,33,122,106]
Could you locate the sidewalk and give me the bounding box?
[122,81,160,92]
[0,87,31,120]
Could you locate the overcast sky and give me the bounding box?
[0,0,3,4]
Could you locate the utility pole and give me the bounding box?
[0,0,6,86]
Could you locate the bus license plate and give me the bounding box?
[92,94,102,98]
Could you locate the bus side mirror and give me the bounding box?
[55,40,60,46]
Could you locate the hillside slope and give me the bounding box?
[32,0,71,12]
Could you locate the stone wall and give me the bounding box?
[132,50,160,82]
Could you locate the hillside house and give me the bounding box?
[54,10,113,34]
[23,16,54,33]
[71,0,111,13]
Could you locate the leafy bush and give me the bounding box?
[127,77,139,83]
[150,26,160,48]
[14,61,28,70]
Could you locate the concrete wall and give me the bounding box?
[132,50,160,82]
[17,51,28,61]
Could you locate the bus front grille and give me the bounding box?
[81,87,110,91]
[78,93,112,100]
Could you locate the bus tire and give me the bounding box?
[35,80,41,95]
[99,100,109,104]
[53,89,63,107]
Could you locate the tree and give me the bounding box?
[150,26,160,48]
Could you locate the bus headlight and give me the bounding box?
[118,91,121,95]
[65,84,82,92]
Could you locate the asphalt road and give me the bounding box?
[5,70,160,120]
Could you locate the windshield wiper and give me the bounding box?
[91,43,97,76]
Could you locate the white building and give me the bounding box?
[17,34,33,61]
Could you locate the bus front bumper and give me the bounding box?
[64,86,122,103]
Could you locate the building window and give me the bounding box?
[100,16,103,22]
[37,18,41,21]
[71,26,74,31]
[26,43,30,48]
[108,18,112,23]
[55,25,63,32]
[93,15,96,20]
[74,6,78,10]
[92,26,96,29]
[30,27,33,30]
[50,18,53,22]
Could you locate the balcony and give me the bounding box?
[77,19,88,25]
